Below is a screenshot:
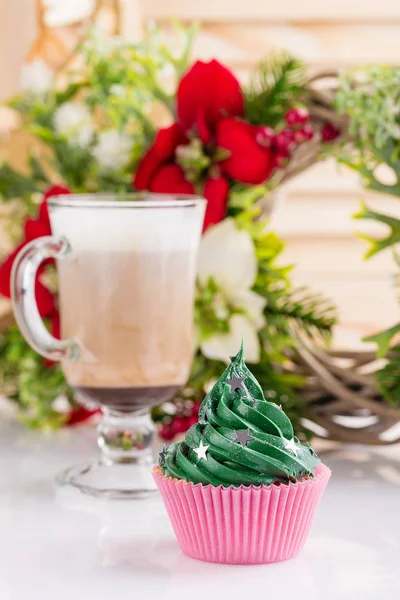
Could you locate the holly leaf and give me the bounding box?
[363,323,400,358]
[354,202,400,258]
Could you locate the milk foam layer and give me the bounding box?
[50,205,203,253]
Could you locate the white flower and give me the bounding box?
[53,102,94,149]
[20,60,53,96]
[52,395,70,414]
[92,130,132,172]
[109,84,125,97]
[197,218,266,363]
[43,0,95,27]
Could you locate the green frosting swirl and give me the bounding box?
[159,344,319,487]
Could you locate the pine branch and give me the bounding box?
[265,286,337,339]
[245,53,307,127]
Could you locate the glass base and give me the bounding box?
[57,458,158,499]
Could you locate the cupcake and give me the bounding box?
[153,344,330,564]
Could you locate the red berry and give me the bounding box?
[171,417,188,435]
[256,126,275,148]
[293,124,314,143]
[322,123,340,142]
[186,414,198,428]
[273,151,290,169]
[285,107,309,127]
[193,402,201,415]
[275,130,295,153]
[159,424,174,441]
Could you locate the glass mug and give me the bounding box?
[11,194,206,498]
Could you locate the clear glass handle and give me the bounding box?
[11,236,79,362]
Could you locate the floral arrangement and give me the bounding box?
[0,26,398,436]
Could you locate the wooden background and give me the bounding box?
[0,0,399,343]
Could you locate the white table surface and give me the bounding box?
[0,414,399,600]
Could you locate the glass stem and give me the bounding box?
[97,408,155,465]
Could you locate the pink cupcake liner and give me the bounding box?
[153,463,331,564]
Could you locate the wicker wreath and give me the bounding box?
[288,336,400,446]
[275,73,400,445]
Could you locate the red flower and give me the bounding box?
[149,164,195,195]
[66,406,99,427]
[217,117,274,185]
[203,176,229,230]
[177,59,244,138]
[51,311,61,339]
[24,218,51,242]
[0,243,56,318]
[0,185,70,316]
[0,243,25,299]
[133,61,252,231]
[41,185,70,229]
[134,125,187,190]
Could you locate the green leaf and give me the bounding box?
[28,124,58,143]
[0,165,40,200]
[363,323,400,358]
[55,81,86,105]
[28,154,48,183]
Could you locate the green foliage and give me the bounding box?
[1,23,197,203]
[335,67,400,379]
[229,187,337,347]
[245,53,307,127]
[195,277,232,343]
[376,346,400,407]
[0,326,74,429]
[0,165,40,200]
[336,67,400,149]
[335,67,400,200]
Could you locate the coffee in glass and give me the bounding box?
[11,194,206,498]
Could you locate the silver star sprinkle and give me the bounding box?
[284,437,300,456]
[194,440,209,461]
[307,443,318,458]
[233,428,255,447]
[226,373,246,392]
[158,447,168,466]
